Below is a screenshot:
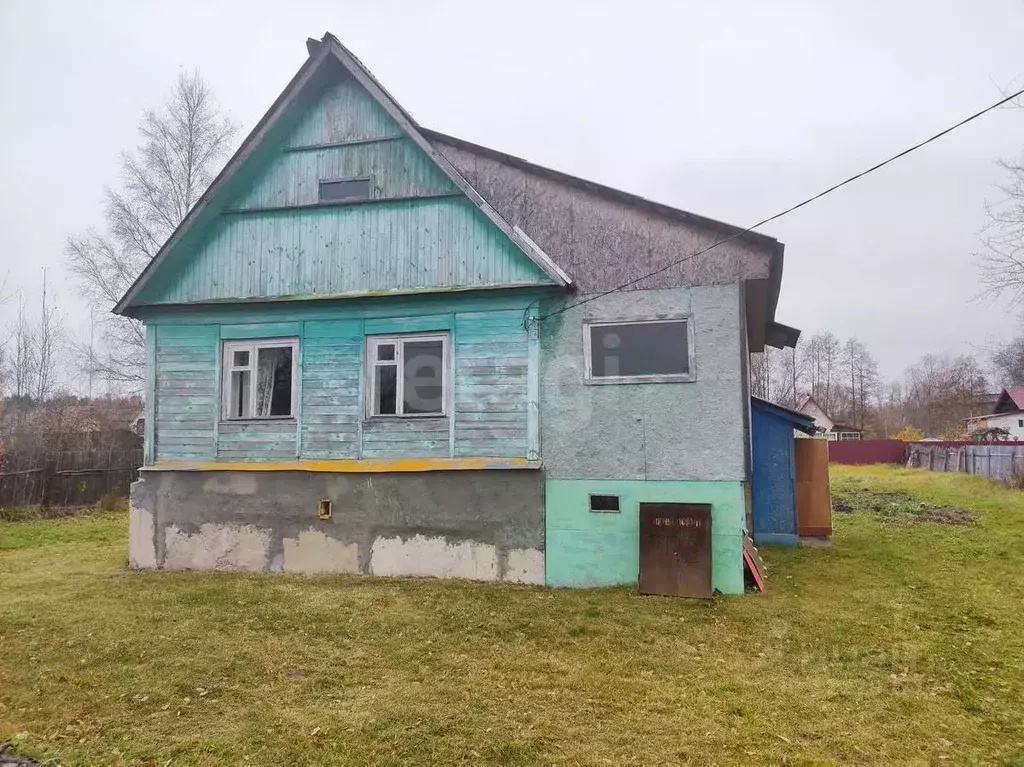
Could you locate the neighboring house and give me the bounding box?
[965,387,1024,440]
[119,33,800,596]
[796,396,861,440]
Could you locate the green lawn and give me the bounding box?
[1,466,1023,765]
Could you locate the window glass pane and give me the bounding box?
[319,178,371,202]
[375,365,397,415]
[255,346,293,417]
[403,340,444,414]
[232,349,250,367]
[590,321,688,377]
[376,343,395,361]
[589,495,620,512]
[229,369,251,418]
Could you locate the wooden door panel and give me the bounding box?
[639,503,712,598]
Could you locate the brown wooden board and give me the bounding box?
[743,536,766,592]
[639,503,712,599]
[795,439,832,537]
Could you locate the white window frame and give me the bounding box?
[583,316,696,385]
[220,338,298,421]
[366,333,450,418]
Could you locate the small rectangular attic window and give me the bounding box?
[319,177,371,202]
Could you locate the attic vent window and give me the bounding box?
[319,177,371,202]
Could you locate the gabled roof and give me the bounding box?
[114,33,570,316]
[993,387,1024,414]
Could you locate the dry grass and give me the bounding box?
[1,466,1023,765]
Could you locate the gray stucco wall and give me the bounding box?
[129,469,545,582]
[539,283,746,481]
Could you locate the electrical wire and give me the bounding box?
[536,85,1024,323]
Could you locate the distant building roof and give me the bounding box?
[993,387,1024,414]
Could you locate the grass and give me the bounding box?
[1,466,1023,765]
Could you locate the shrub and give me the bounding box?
[97,492,128,513]
[893,426,925,442]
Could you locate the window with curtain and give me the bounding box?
[222,339,297,419]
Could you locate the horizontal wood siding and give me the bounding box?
[454,310,529,457]
[154,325,218,462]
[362,418,450,459]
[146,295,544,465]
[140,198,548,305]
[233,139,456,210]
[218,421,297,461]
[300,320,362,459]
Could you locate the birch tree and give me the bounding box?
[65,71,235,387]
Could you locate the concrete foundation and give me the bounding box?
[129,469,545,584]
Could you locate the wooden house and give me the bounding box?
[119,33,800,595]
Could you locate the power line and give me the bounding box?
[537,84,1024,322]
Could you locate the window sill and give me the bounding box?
[220,418,297,425]
[583,373,696,385]
[363,415,448,424]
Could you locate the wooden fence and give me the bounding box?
[0,447,143,508]
[906,443,1024,481]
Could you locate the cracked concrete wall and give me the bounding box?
[540,283,747,482]
[128,469,544,584]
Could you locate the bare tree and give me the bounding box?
[978,144,1024,304]
[65,71,235,386]
[10,293,37,400]
[35,268,64,401]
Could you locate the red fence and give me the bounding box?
[827,439,1024,465]
[828,440,907,465]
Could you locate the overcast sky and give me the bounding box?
[1,0,1023,390]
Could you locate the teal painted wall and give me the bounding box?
[545,479,746,595]
[133,67,551,309]
[140,198,548,305]
[287,74,400,147]
[233,139,456,210]
[148,292,545,464]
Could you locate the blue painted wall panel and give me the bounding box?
[750,404,798,546]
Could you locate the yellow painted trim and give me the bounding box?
[144,457,542,473]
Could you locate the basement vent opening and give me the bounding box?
[589,494,621,513]
[319,177,372,202]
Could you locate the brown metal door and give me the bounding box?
[639,503,713,598]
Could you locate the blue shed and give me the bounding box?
[750,397,818,546]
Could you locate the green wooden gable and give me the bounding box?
[117,37,569,314]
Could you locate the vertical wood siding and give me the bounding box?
[233,139,456,210]
[139,198,548,305]
[133,67,552,309]
[153,325,218,461]
[287,75,400,146]
[146,296,542,464]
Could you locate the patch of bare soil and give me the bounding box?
[917,507,975,525]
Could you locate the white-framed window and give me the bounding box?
[366,333,449,417]
[221,338,298,420]
[583,317,695,384]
